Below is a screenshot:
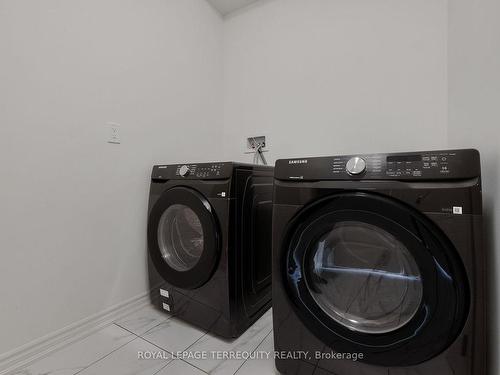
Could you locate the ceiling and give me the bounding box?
[206,0,262,16]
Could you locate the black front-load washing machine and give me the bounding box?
[272,149,485,375]
[147,162,273,338]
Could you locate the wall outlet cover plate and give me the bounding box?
[107,122,121,144]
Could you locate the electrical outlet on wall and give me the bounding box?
[107,122,121,144]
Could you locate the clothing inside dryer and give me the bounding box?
[307,221,423,334]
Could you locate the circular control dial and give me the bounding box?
[179,165,190,177]
[346,157,366,175]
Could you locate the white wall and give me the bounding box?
[222,0,449,163]
[2,0,498,370]
[0,0,222,355]
[448,1,500,373]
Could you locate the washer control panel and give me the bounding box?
[276,149,480,181]
[151,162,231,180]
[385,152,453,178]
[175,163,224,178]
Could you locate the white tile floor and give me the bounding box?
[12,305,278,375]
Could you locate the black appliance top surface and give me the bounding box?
[152,161,273,181]
[275,149,480,181]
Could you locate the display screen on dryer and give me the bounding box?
[386,155,422,163]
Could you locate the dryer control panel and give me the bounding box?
[275,149,481,181]
[151,162,233,180]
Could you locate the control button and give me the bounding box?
[179,165,190,177]
[346,157,366,175]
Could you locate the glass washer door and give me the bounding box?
[285,192,469,366]
[307,221,423,334]
[148,187,220,290]
[157,204,204,272]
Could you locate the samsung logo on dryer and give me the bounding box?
[289,159,308,165]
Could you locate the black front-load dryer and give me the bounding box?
[272,149,485,374]
[148,162,273,338]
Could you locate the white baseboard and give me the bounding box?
[0,291,152,375]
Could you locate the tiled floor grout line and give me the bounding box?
[72,325,140,375]
[132,335,177,358]
[12,308,275,375]
[133,312,214,372]
[178,358,210,374]
[72,322,201,375]
[112,322,143,339]
[177,314,274,375]
[148,357,209,375]
[42,309,273,375]
[182,330,210,352]
[233,328,273,375]
[150,362,173,375]
[127,313,173,337]
[131,333,207,374]
[134,317,208,357]
[134,334,210,374]
[137,327,210,374]
[180,311,233,354]
[8,321,133,375]
[130,311,211,355]
[135,315,274,374]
